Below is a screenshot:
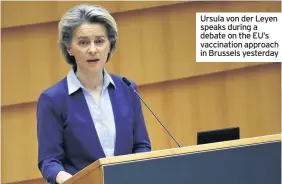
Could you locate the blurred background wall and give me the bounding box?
[1,1,281,184]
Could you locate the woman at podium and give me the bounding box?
[36,4,151,184]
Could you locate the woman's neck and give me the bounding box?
[76,69,104,92]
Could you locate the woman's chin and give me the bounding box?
[85,64,103,73]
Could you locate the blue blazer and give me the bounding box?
[37,74,151,184]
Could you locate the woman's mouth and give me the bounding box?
[87,59,100,62]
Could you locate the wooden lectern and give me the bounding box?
[64,134,281,184]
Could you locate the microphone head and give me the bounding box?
[122,77,131,86]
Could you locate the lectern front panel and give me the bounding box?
[103,141,281,184]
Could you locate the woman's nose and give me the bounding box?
[88,43,98,55]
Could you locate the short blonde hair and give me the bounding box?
[58,4,118,68]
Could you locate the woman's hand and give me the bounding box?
[56,171,73,183]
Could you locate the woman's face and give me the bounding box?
[68,23,110,74]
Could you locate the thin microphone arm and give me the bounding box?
[122,77,181,148]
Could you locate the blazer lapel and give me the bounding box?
[68,89,106,158]
[108,86,123,156]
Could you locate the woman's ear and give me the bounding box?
[67,46,72,56]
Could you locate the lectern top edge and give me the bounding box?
[97,134,281,166]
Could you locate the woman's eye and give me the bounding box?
[95,39,105,45]
[79,40,89,45]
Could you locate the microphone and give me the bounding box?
[122,77,181,148]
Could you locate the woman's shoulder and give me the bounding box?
[109,73,138,88]
[38,77,68,102]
